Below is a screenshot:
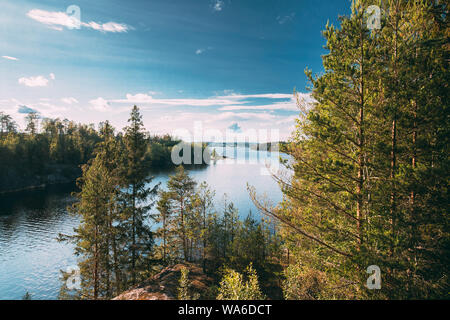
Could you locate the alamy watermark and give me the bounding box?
[65,265,81,290]
[66,5,81,30]
[366,265,381,290]
[366,5,381,30]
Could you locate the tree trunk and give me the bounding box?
[356,26,365,249]
[94,225,99,300]
[131,184,136,285]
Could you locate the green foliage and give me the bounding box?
[178,266,190,300]
[63,155,118,299]
[177,266,199,300]
[56,107,178,299]
[0,115,101,192]
[282,264,357,300]
[118,106,159,285]
[252,0,449,300]
[159,166,197,262]
[217,264,265,300]
[154,169,283,298]
[0,110,184,193]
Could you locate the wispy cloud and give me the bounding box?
[277,12,296,25]
[100,92,310,112]
[88,97,130,114]
[219,101,298,111]
[2,56,19,61]
[216,93,294,99]
[196,47,212,55]
[89,97,111,111]
[81,21,129,33]
[110,93,247,107]
[61,97,78,104]
[218,93,313,111]
[26,9,130,33]
[212,0,224,12]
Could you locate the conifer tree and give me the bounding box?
[120,105,159,285]
[65,156,117,299]
[163,166,197,261]
[191,181,216,272]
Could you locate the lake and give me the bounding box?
[0,146,285,300]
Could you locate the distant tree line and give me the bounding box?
[0,107,206,193]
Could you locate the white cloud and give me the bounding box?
[27,9,130,33]
[18,73,56,87]
[217,93,294,99]
[81,21,129,33]
[27,9,79,29]
[112,93,247,107]
[212,0,224,12]
[219,101,297,111]
[196,47,212,55]
[89,97,111,111]
[2,56,19,61]
[61,97,78,104]
[18,75,49,87]
[123,93,154,103]
[1,91,304,141]
[218,93,313,111]
[105,92,312,112]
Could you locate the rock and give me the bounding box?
[113,263,214,300]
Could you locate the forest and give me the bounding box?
[0,108,207,193]
[1,0,448,300]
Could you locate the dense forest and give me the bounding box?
[1,0,448,300]
[0,107,207,193]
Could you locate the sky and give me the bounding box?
[0,0,351,141]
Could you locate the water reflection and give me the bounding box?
[0,146,285,299]
[0,185,79,300]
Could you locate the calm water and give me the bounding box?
[0,146,285,300]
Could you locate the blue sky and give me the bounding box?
[0,0,351,140]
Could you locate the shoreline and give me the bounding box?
[0,180,78,196]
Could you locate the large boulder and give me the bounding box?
[113,264,214,300]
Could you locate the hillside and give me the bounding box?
[113,264,214,300]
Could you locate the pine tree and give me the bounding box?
[155,191,172,264]
[191,182,216,272]
[119,105,159,285]
[163,166,197,261]
[94,121,124,296]
[25,111,39,135]
[62,155,117,299]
